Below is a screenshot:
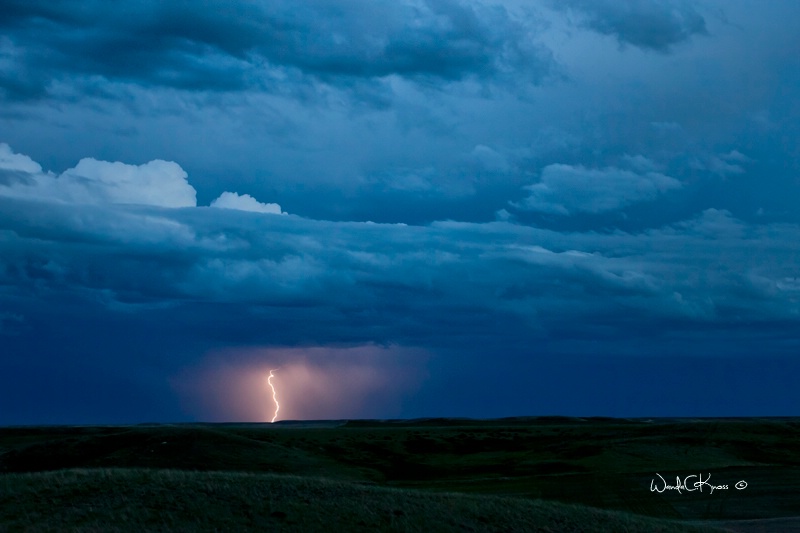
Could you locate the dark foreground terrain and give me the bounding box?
[1,417,798,532]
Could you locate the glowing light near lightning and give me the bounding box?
[267,369,280,423]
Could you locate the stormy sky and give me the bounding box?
[1,0,799,424]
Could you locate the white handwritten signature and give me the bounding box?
[650,473,748,494]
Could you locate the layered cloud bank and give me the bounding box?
[2,144,798,350]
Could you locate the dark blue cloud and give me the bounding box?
[0,0,554,101]
[553,0,708,52]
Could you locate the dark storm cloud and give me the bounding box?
[2,146,799,356]
[0,0,553,101]
[2,2,800,422]
[554,0,708,52]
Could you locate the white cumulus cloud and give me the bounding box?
[210,191,285,214]
[0,144,196,207]
[0,143,42,174]
[59,158,196,207]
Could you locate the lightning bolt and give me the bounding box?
[267,369,280,423]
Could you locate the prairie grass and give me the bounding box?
[1,418,798,530]
[0,468,726,532]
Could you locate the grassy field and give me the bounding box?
[1,417,798,531]
[0,468,725,532]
